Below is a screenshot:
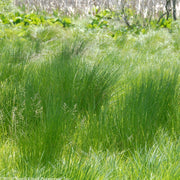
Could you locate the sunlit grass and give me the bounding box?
[0,19,180,179]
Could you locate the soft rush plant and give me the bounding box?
[0,11,180,179]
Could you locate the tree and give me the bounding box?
[172,0,177,20]
[166,0,171,20]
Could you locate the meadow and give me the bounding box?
[0,3,180,179]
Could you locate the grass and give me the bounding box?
[0,12,180,179]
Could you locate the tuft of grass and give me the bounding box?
[0,16,180,179]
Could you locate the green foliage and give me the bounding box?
[0,7,174,39]
[88,9,114,29]
[158,18,172,29]
[150,18,172,30]
[87,8,173,38]
[0,11,72,27]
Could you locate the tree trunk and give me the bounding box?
[172,0,177,20]
[166,0,171,20]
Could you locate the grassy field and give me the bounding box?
[0,4,180,179]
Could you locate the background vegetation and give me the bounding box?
[0,0,180,179]
[14,0,180,18]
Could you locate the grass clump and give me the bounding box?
[0,8,180,179]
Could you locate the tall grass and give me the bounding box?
[0,21,180,178]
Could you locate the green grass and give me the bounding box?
[0,14,180,179]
